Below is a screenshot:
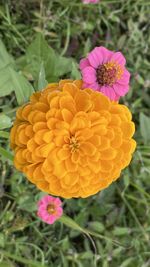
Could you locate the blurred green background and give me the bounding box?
[0,0,150,266]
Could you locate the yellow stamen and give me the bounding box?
[69,136,79,152]
[104,61,123,80]
[47,204,55,214]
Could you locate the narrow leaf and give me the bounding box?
[140,112,150,144]
[0,40,34,102]
[0,146,14,161]
[38,63,48,90]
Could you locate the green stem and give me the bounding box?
[0,250,47,267]
[59,215,125,247]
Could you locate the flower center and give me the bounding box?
[96,61,123,86]
[69,136,79,152]
[47,204,56,215]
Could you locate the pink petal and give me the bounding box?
[113,83,129,96]
[47,215,56,224]
[82,82,91,89]
[87,47,112,68]
[113,94,120,101]
[118,69,130,84]
[79,58,90,70]
[37,199,43,207]
[100,86,116,100]
[110,52,126,66]
[88,47,104,68]
[82,66,96,83]
[53,198,62,207]
[100,47,114,64]
[38,208,48,217]
[46,195,54,203]
[38,210,50,221]
[38,195,53,206]
[55,207,63,218]
[83,81,100,91]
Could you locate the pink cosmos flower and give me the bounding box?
[79,46,130,101]
[37,195,63,224]
[82,0,99,3]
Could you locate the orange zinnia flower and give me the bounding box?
[10,80,136,198]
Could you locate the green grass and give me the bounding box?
[0,0,150,266]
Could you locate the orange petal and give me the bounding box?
[61,108,74,123]
[91,125,107,135]
[57,148,70,160]
[100,160,113,172]
[34,102,49,112]
[75,90,92,112]
[33,164,45,181]
[63,173,79,186]
[121,122,135,138]
[111,134,122,148]
[39,143,55,158]
[50,96,60,109]
[63,83,79,98]
[43,131,53,143]
[59,95,76,114]
[92,92,110,111]
[109,114,121,126]
[100,148,117,160]
[98,137,110,151]
[34,129,48,145]
[33,122,48,132]
[121,139,136,154]
[76,128,93,141]
[71,151,80,163]
[33,112,46,123]
[54,161,67,177]
[22,104,32,120]
[88,135,101,146]
[80,142,96,156]
[65,158,78,172]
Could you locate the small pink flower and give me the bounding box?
[37,195,63,224]
[83,0,99,3]
[80,46,130,101]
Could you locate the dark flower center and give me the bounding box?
[47,204,55,214]
[96,61,123,86]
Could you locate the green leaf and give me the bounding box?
[0,40,34,103]
[0,250,48,267]
[140,112,150,144]
[18,195,37,212]
[0,39,15,96]
[71,61,81,79]
[9,68,34,105]
[38,63,48,90]
[26,33,56,80]
[113,227,130,236]
[88,221,105,233]
[0,233,5,248]
[0,131,10,138]
[0,146,14,161]
[0,114,12,129]
[79,251,93,260]
[0,262,15,267]
[59,215,122,247]
[120,257,135,267]
[53,55,73,77]
[59,215,84,232]
[26,33,73,82]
